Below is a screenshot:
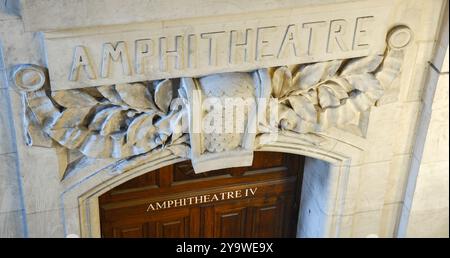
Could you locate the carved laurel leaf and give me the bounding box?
[154,79,173,113]
[169,109,188,144]
[52,107,92,129]
[287,95,317,123]
[327,77,353,92]
[345,73,383,100]
[115,83,157,110]
[49,128,89,149]
[133,131,159,152]
[321,82,348,100]
[161,107,187,143]
[294,63,324,90]
[325,60,344,78]
[52,89,98,108]
[88,106,123,132]
[99,107,127,136]
[110,132,128,158]
[97,85,127,106]
[340,55,383,75]
[278,103,300,131]
[303,89,318,105]
[318,87,340,109]
[272,66,291,98]
[154,110,177,141]
[78,133,112,158]
[293,60,343,90]
[125,112,157,144]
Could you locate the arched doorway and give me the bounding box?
[99,152,305,237]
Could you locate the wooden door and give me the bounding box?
[99,151,304,238]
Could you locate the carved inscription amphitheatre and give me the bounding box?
[44,7,389,90]
[69,16,374,79]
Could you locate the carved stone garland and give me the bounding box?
[269,48,404,134]
[14,26,410,178]
[25,80,187,159]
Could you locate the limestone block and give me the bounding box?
[20,0,355,32]
[25,209,64,238]
[0,89,15,155]
[0,210,25,238]
[0,153,21,213]
[407,207,449,238]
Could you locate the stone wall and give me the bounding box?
[391,2,449,237]
[406,68,448,237]
[0,2,26,237]
[0,0,448,238]
[403,5,449,236]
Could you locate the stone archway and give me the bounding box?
[18,28,404,237]
[3,0,446,238]
[58,131,361,238]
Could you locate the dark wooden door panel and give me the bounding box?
[210,204,248,238]
[100,152,304,238]
[155,217,189,238]
[112,224,146,238]
[252,204,283,238]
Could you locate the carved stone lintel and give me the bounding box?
[20,25,410,177]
